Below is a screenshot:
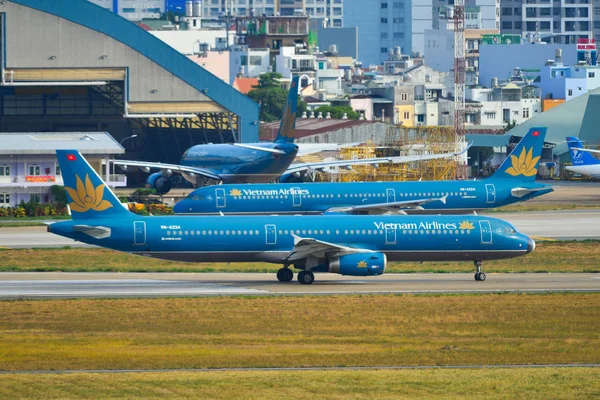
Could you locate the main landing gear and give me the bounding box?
[276,267,294,282]
[276,267,315,284]
[474,260,486,281]
[297,270,315,285]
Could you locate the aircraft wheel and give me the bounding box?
[298,271,315,285]
[277,268,293,282]
[478,272,486,281]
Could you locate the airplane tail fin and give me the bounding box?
[490,127,546,182]
[56,150,131,220]
[566,136,600,166]
[274,76,299,144]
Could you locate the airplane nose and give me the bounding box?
[527,237,536,253]
[173,201,186,214]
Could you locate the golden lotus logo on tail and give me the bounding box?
[229,188,242,197]
[65,174,113,213]
[357,260,368,268]
[505,147,540,177]
[459,221,475,230]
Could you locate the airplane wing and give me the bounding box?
[111,160,222,181]
[572,147,600,154]
[295,143,363,156]
[73,225,111,239]
[232,143,286,155]
[284,143,472,177]
[285,234,373,262]
[324,195,448,215]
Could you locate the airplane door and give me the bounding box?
[479,220,492,244]
[385,227,397,244]
[386,188,396,203]
[292,187,301,207]
[215,188,226,208]
[265,224,277,245]
[133,221,146,245]
[485,184,496,204]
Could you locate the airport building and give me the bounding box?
[0,132,124,207]
[0,0,259,185]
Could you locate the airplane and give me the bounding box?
[174,127,553,215]
[47,150,535,284]
[112,76,470,195]
[566,136,600,178]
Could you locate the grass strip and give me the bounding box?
[0,241,598,273]
[0,368,599,399]
[0,293,598,371]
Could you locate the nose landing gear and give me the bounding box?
[474,260,486,281]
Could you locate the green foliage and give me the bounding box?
[247,73,306,122]
[0,201,67,218]
[313,105,360,120]
[504,120,517,133]
[50,185,68,205]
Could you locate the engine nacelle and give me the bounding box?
[328,253,387,276]
[146,172,172,195]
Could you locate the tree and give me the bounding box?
[50,185,68,205]
[247,73,307,122]
[503,120,517,133]
[313,105,360,120]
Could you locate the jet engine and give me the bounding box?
[146,172,172,195]
[328,253,387,276]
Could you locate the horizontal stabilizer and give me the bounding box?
[73,225,111,239]
[511,187,551,198]
[232,143,286,154]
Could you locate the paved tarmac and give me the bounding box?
[1,210,599,248]
[0,272,598,298]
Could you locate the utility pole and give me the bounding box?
[454,0,466,178]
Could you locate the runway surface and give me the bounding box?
[1,210,600,248]
[0,272,598,298]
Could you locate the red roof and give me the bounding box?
[136,22,152,31]
[233,78,259,95]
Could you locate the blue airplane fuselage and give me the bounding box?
[180,142,299,183]
[173,180,553,215]
[48,214,533,266]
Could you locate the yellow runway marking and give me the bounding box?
[530,236,557,242]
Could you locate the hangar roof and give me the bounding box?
[0,132,124,155]
[3,0,259,142]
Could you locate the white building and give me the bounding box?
[230,45,271,83]
[467,83,542,126]
[538,60,600,101]
[275,46,316,89]
[88,0,164,20]
[315,57,345,97]
[0,133,125,208]
[150,30,236,54]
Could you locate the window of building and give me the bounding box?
[553,6,561,16]
[502,21,512,30]
[393,17,403,23]
[381,32,388,38]
[393,32,404,38]
[381,47,388,53]
[590,72,596,78]
[568,89,573,96]
[403,111,410,119]
[514,7,522,16]
[485,111,496,119]
[523,108,530,118]
[0,165,10,176]
[249,56,262,65]
[29,165,41,176]
[30,193,41,203]
[417,114,424,122]
[540,21,550,31]
[401,93,408,101]
[381,2,388,8]
[514,21,522,30]
[526,21,536,31]
[381,17,388,23]
[0,194,10,205]
[540,7,551,16]
[502,7,512,15]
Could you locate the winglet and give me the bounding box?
[490,127,546,182]
[274,76,299,144]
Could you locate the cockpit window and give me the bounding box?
[505,226,517,234]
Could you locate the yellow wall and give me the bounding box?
[396,105,414,127]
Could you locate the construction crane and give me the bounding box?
[454,0,467,178]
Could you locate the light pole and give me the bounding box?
[120,134,138,148]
